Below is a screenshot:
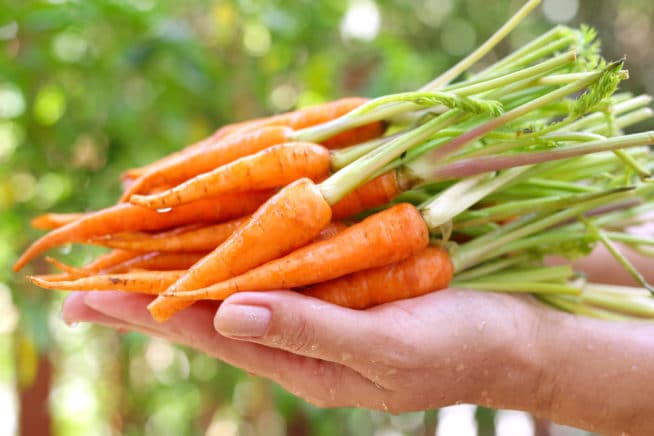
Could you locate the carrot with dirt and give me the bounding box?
[13,190,273,271]
[302,246,454,309]
[146,61,641,320]
[130,142,332,209]
[162,202,429,302]
[28,270,185,294]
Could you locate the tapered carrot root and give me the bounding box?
[331,171,402,219]
[14,190,272,271]
[28,270,185,294]
[45,251,207,277]
[31,212,86,230]
[302,246,453,309]
[107,251,208,273]
[147,178,333,322]
[130,142,332,209]
[90,217,250,252]
[121,126,294,201]
[166,203,429,301]
[44,250,140,278]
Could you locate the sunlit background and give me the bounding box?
[1,0,653,435]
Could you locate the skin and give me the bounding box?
[61,242,654,436]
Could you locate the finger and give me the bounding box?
[213,291,413,372]
[62,292,162,335]
[84,291,388,408]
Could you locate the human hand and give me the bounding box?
[62,288,547,414]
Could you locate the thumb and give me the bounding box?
[213,291,406,368]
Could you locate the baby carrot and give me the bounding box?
[147,178,333,321]
[302,246,454,309]
[89,217,250,252]
[28,270,185,294]
[331,171,403,219]
[31,212,85,230]
[130,142,331,209]
[44,251,207,276]
[120,126,294,201]
[164,203,429,302]
[13,190,272,271]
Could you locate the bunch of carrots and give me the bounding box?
[16,0,654,322]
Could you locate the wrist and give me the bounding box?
[465,294,559,413]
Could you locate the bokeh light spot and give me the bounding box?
[0,84,26,119]
[34,85,66,125]
[0,21,18,41]
[53,31,88,63]
[542,0,579,23]
[340,0,381,42]
[270,84,298,111]
[243,22,271,57]
[441,18,477,56]
[0,121,24,162]
[10,172,36,203]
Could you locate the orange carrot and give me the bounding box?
[120,126,294,201]
[28,270,185,294]
[89,217,250,252]
[302,246,453,309]
[164,203,429,302]
[107,251,207,273]
[44,251,207,276]
[331,171,402,219]
[31,212,85,230]
[147,178,333,321]
[321,119,386,149]
[44,249,140,278]
[13,190,272,271]
[130,142,331,209]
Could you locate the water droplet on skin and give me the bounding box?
[328,387,336,400]
[269,334,282,344]
[310,343,318,352]
[477,321,487,332]
[380,401,389,411]
[456,363,465,372]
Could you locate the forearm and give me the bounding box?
[478,299,654,435]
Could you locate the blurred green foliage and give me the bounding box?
[0,0,652,435]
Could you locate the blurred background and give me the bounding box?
[1,0,652,435]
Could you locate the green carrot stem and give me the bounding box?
[582,291,654,318]
[457,264,575,283]
[421,0,542,90]
[451,187,636,271]
[537,294,638,320]
[479,25,574,75]
[419,64,623,165]
[454,281,581,295]
[605,232,654,247]
[424,131,654,181]
[578,215,654,294]
[319,110,464,204]
[450,51,576,97]
[447,255,532,282]
[421,167,531,229]
[453,190,619,229]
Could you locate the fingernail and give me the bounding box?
[214,304,271,338]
